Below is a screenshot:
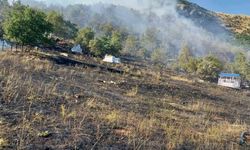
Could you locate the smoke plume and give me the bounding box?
[25,0,244,60]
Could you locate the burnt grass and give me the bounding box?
[0,51,250,150]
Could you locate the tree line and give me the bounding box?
[0,0,249,82]
[177,45,250,81]
[0,1,169,59]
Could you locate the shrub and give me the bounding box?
[75,27,94,51]
[151,48,167,63]
[178,44,194,71]
[196,56,223,81]
[233,52,250,80]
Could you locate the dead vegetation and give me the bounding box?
[217,13,250,35]
[0,51,250,149]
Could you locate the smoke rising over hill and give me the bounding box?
[22,0,244,60]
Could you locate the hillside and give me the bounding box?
[176,0,230,35]
[0,51,250,149]
[14,0,250,60]
[177,0,250,37]
[217,13,250,35]
[11,0,250,38]
[0,2,250,149]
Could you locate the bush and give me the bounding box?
[186,58,202,73]
[89,32,122,57]
[151,48,168,63]
[178,44,194,71]
[233,52,250,80]
[89,38,104,56]
[75,27,94,51]
[196,56,223,81]
[47,11,77,40]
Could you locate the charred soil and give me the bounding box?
[0,51,249,149]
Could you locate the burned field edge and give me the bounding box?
[0,51,250,149]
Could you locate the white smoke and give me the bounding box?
[98,0,241,59]
[31,0,244,60]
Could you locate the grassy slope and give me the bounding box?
[0,51,250,149]
[217,13,250,35]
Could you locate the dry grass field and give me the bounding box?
[0,51,250,149]
[217,13,250,35]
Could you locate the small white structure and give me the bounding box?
[60,52,69,57]
[218,73,241,89]
[103,55,121,64]
[71,44,82,54]
[0,40,11,49]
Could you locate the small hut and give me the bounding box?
[218,73,241,89]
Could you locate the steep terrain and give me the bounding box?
[217,13,250,35]
[14,0,250,37]
[176,0,230,36]
[21,0,231,36]
[177,0,250,37]
[0,51,250,149]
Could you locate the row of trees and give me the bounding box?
[1,2,126,56]
[1,1,77,49]
[46,11,77,40]
[0,1,167,59]
[1,1,249,82]
[178,45,250,81]
[75,26,122,56]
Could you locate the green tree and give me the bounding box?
[186,58,202,73]
[142,28,160,52]
[0,25,3,39]
[89,33,122,57]
[3,3,52,47]
[75,27,95,51]
[151,48,167,63]
[123,35,139,54]
[233,52,250,80]
[197,56,223,81]
[110,30,122,54]
[236,33,250,47]
[0,0,9,38]
[178,44,194,71]
[137,48,149,59]
[100,23,116,37]
[46,11,77,40]
[89,38,103,56]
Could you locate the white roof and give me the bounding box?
[71,44,82,53]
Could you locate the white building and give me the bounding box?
[103,55,121,64]
[218,73,241,89]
